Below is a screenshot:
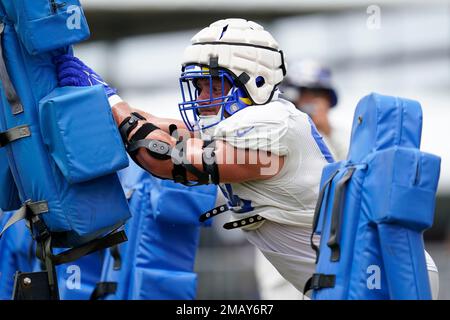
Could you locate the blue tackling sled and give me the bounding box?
[0,0,130,299]
[307,93,441,300]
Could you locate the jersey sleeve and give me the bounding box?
[213,102,291,156]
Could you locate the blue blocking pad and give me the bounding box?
[1,0,90,55]
[39,85,129,184]
[0,82,21,212]
[130,269,197,300]
[56,250,104,300]
[364,148,440,230]
[97,162,217,300]
[314,160,344,236]
[152,181,216,226]
[347,94,422,162]
[311,93,441,300]
[0,213,104,300]
[314,164,376,300]
[0,148,21,211]
[0,215,37,300]
[377,224,431,299]
[0,3,130,248]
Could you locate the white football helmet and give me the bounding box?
[178,18,286,132]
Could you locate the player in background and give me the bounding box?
[280,59,347,160]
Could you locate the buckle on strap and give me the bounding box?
[236,72,250,86]
[118,112,146,143]
[0,125,31,147]
[128,139,172,160]
[26,200,50,243]
[209,56,219,77]
[0,200,49,241]
[27,200,49,215]
[90,282,118,300]
[199,204,229,222]
[303,273,336,296]
[223,214,265,230]
[312,273,336,290]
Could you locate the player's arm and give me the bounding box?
[123,117,284,184]
[51,53,283,182]
[185,138,285,183]
[52,54,192,137]
[111,100,192,138]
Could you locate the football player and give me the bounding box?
[54,18,328,292]
[53,18,439,299]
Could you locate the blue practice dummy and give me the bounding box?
[92,161,217,300]
[0,0,130,247]
[0,212,104,300]
[0,0,130,300]
[0,214,35,299]
[55,251,104,300]
[307,93,441,300]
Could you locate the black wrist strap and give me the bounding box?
[118,112,146,143]
[129,122,160,144]
[171,139,210,186]
[202,140,220,184]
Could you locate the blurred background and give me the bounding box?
[76,0,450,299]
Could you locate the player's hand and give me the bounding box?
[53,54,117,97]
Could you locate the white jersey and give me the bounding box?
[212,97,333,228]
